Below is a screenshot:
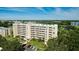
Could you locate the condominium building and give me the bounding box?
[0,27,8,37]
[71,22,79,26]
[13,22,58,42]
[0,27,12,37]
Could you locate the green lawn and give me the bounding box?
[27,39,47,51]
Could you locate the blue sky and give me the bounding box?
[0,7,79,20]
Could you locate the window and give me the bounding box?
[53,27,55,29]
[53,32,55,34]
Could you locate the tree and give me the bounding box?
[0,35,22,51]
[67,27,79,51]
[45,38,58,51]
[0,35,6,47]
[46,25,79,51]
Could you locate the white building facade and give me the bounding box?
[0,27,12,37]
[0,27,8,37]
[71,22,79,26]
[13,22,58,42]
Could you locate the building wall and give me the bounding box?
[0,27,8,37]
[71,22,79,26]
[7,27,12,36]
[13,22,58,41]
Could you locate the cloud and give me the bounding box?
[55,7,62,14]
[46,8,79,20]
[36,7,48,14]
[0,7,79,20]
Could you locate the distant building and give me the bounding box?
[13,22,58,43]
[0,27,12,37]
[0,27,8,36]
[71,22,79,26]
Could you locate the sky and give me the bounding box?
[0,7,79,20]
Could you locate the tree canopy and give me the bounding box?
[0,35,22,51]
[46,26,79,51]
